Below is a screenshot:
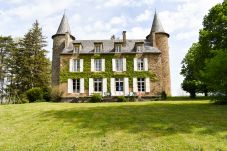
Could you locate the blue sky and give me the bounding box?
[0,0,223,96]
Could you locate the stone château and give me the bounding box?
[51,12,171,100]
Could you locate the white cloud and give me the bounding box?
[159,0,223,34]
[136,10,152,22]
[109,16,127,26]
[5,0,76,20]
[176,30,199,40]
[102,0,155,7]
[127,27,149,39]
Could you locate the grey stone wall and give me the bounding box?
[52,35,65,86]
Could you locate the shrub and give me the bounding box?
[21,98,29,104]
[161,91,167,100]
[51,86,64,102]
[90,93,102,103]
[42,87,51,102]
[16,94,29,104]
[26,87,43,103]
[128,95,136,102]
[128,92,136,102]
[117,96,127,102]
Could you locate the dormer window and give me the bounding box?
[74,43,82,53]
[137,45,143,52]
[94,43,103,53]
[95,45,101,52]
[115,44,122,53]
[135,42,144,52]
[75,46,80,52]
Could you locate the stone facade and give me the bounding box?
[58,53,163,98]
[155,33,171,95]
[51,12,171,99]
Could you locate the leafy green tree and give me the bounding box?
[181,43,208,97]
[181,1,226,98]
[201,50,227,95]
[199,1,227,51]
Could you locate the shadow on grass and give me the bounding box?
[39,102,227,137]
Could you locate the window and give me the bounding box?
[95,45,101,53]
[116,59,123,71]
[137,58,144,71]
[115,78,124,91]
[94,78,102,92]
[136,45,143,52]
[75,46,80,52]
[137,78,145,92]
[73,79,80,93]
[73,59,80,72]
[115,44,121,52]
[94,59,102,71]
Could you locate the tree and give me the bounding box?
[181,43,208,97]
[199,1,227,51]
[181,1,226,98]
[0,36,15,103]
[201,50,227,95]
[6,20,50,102]
[21,20,50,90]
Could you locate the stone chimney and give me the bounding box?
[122,31,126,47]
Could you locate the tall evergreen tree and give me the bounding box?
[21,20,50,89]
[0,36,15,103]
[6,20,50,99]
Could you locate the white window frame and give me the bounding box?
[94,78,102,92]
[136,45,143,52]
[115,44,121,52]
[75,45,80,52]
[94,59,102,71]
[73,59,80,72]
[115,78,124,92]
[137,58,144,71]
[115,58,123,71]
[94,45,101,53]
[137,78,145,92]
[73,79,80,93]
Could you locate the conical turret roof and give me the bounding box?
[151,11,165,33]
[56,13,71,34]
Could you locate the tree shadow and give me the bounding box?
[38,102,227,137]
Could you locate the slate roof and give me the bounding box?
[56,14,71,35]
[150,11,165,33]
[61,39,161,54]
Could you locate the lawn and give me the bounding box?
[0,101,227,151]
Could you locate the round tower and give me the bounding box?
[147,11,171,96]
[155,33,171,96]
[52,14,75,86]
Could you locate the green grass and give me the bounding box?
[0,101,227,151]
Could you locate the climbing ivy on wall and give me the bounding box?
[60,54,157,90]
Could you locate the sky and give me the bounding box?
[0,0,223,96]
